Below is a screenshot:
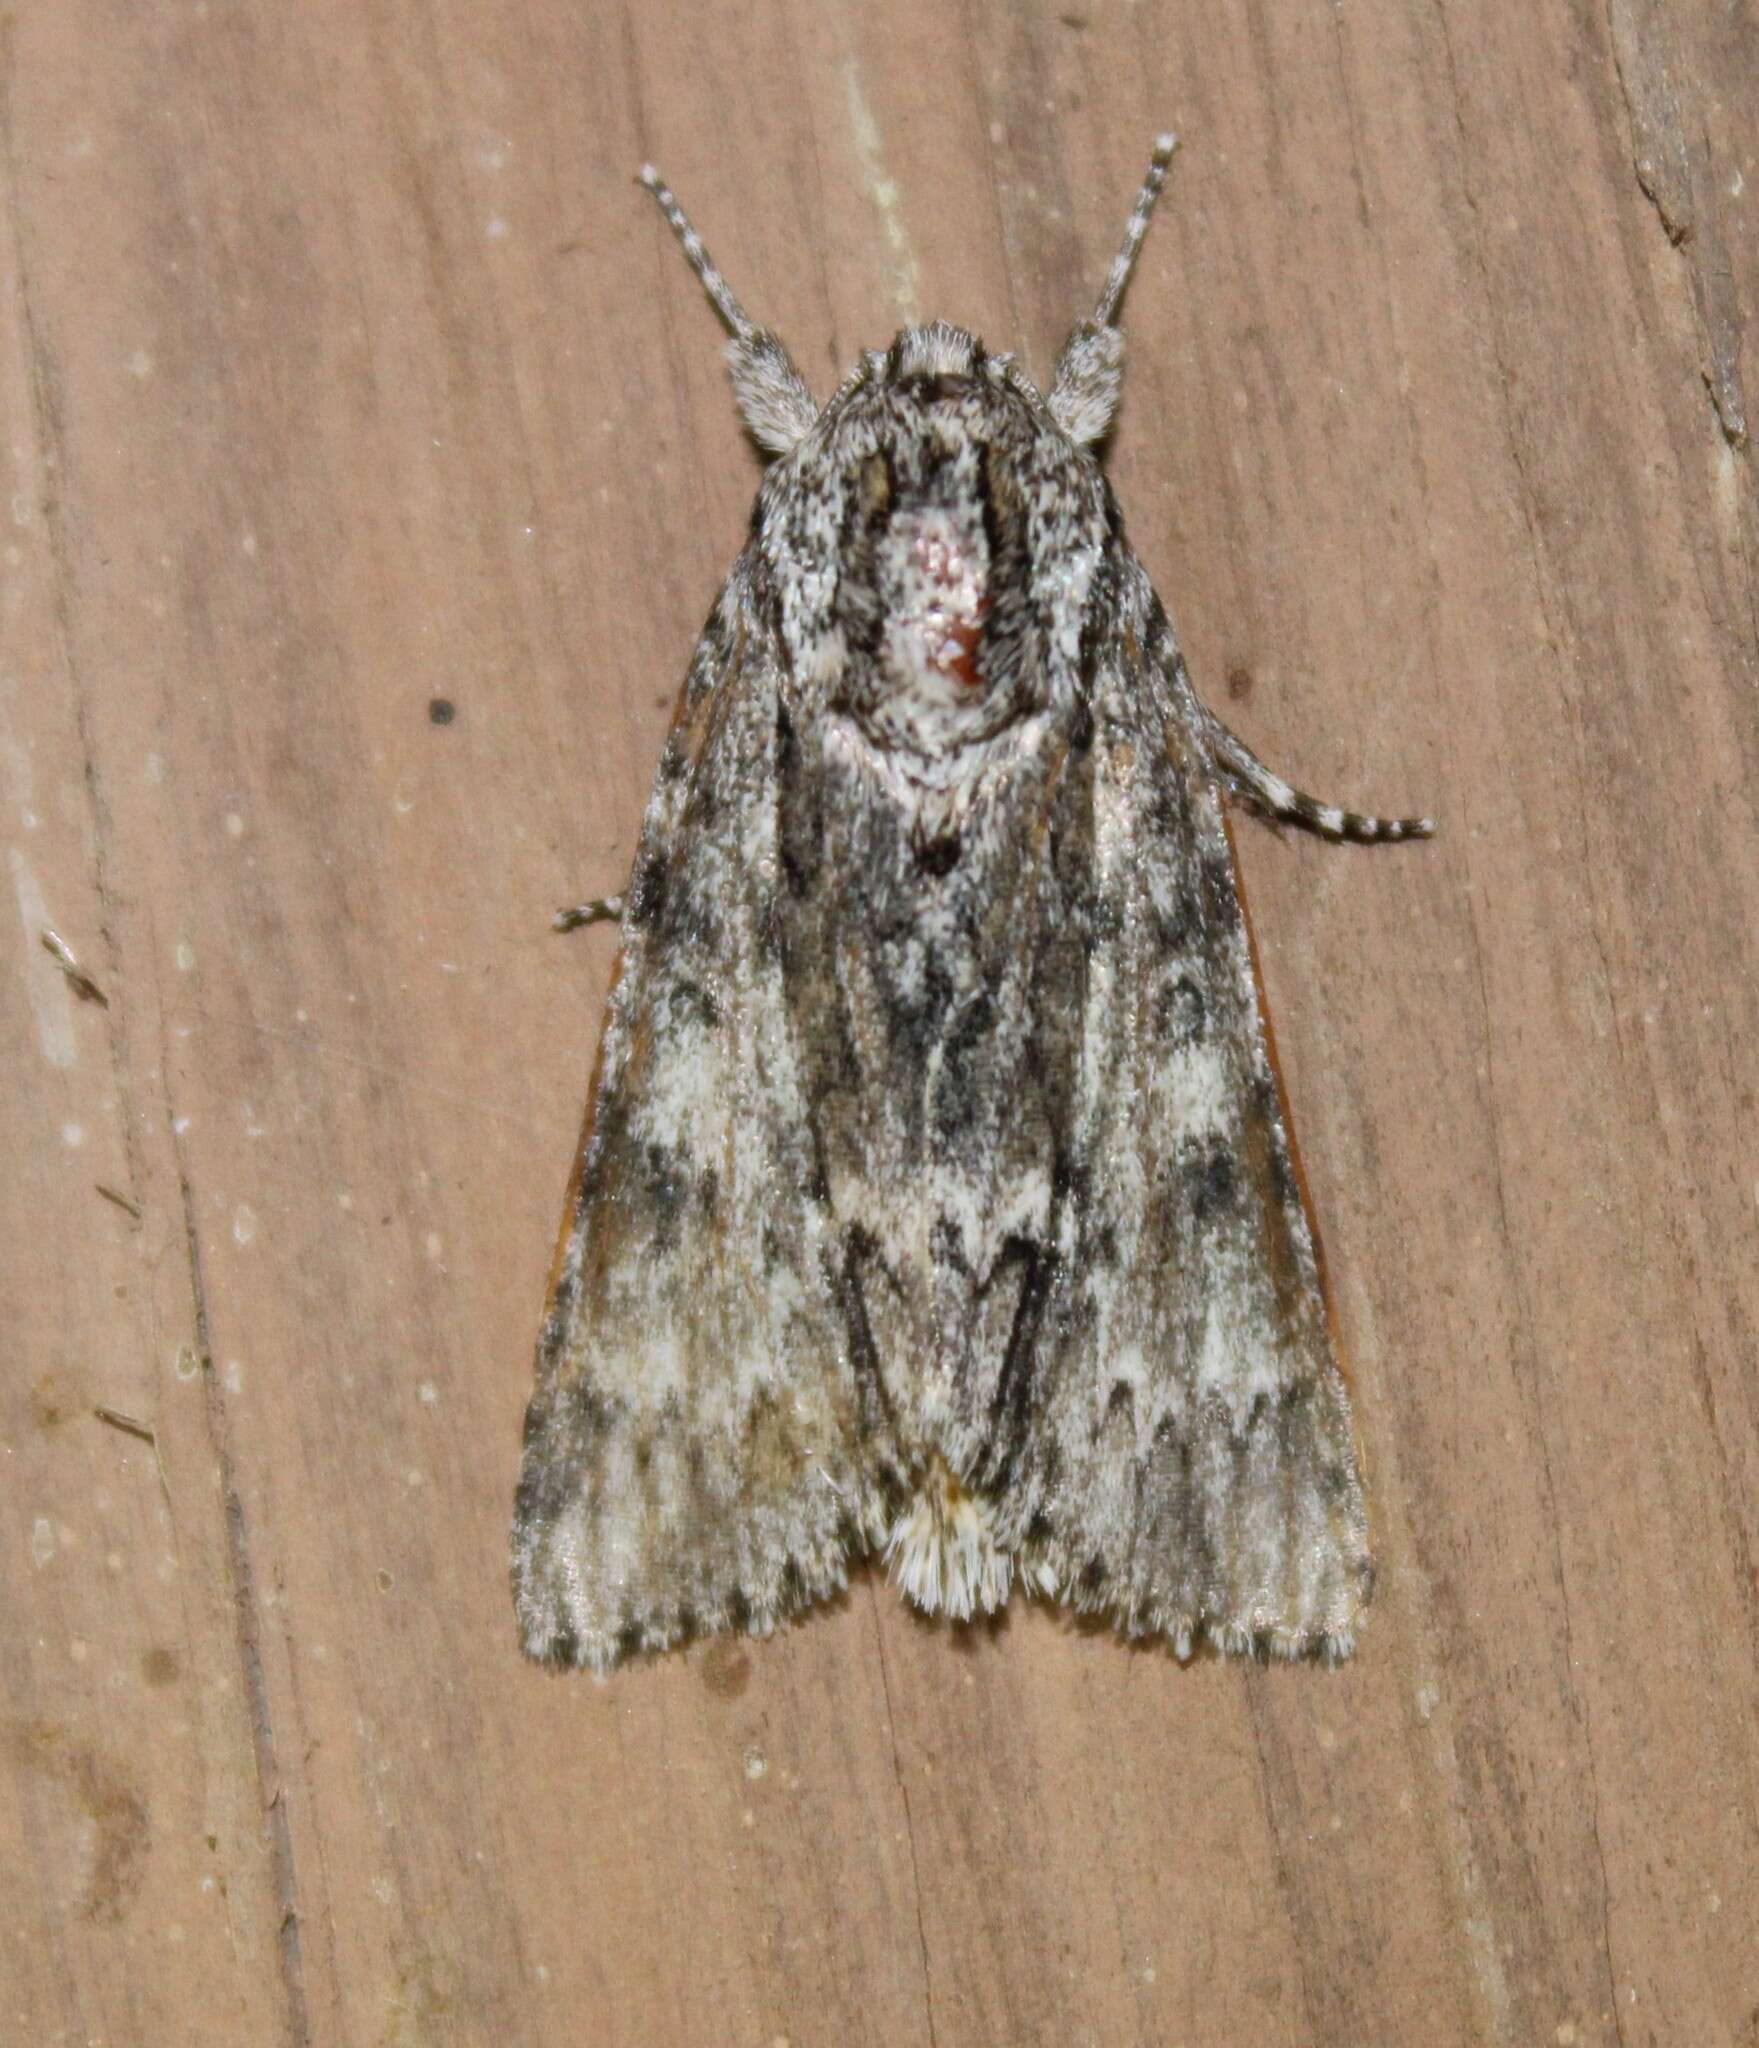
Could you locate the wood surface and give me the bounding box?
[4,2,1756,2043]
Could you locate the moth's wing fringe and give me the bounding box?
[1020,1558,1363,1666]
[521,1526,875,1677]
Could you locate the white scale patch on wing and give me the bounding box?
[1150,1039,1233,1144]
[1192,1277,1284,1425]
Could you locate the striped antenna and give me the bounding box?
[638,165,756,342]
[1091,133,1179,329]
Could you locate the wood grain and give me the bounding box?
[4,3,1754,2043]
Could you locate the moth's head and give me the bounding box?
[872,322,985,386]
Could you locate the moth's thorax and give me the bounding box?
[767,324,1104,783]
[853,435,1008,758]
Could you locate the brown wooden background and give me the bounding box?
[5,2,1756,2043]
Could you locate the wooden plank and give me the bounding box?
[2,1,1753,2043]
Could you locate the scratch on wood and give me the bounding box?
[841,56,921,323]
[40,926,109,1006]
[1605,0,1749,447]
[170,1116,313,2048]
[93,1403,156,1445]
[867,1590,941,2048]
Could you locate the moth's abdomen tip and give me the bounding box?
[636,162,660,188]
[883,1463,1012,1619]
[1154,131,1179,160]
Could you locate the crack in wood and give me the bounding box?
[172,1135,314,2048]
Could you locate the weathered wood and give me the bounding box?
[3,2,1754,2043]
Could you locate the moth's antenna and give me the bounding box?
[1048,134,1180,448]
[638,164,756,343]
[636,164,819,458]
[1090,133,1179,330]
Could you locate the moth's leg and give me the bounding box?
[1201,706,1435,845]
[553,894,625,934]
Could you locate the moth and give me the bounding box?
[512,137,1431,1673]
